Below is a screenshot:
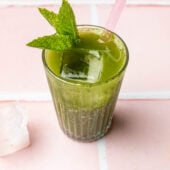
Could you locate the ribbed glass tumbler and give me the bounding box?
[42,25,128,142]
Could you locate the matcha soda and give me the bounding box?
[42,25,129,142]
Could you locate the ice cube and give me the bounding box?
[61,60,89,80]
[85,51,103,82]
[88,50,101,59]
[0,103,30,157]
[61,49,103,83]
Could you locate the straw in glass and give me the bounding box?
[106,0,126,31]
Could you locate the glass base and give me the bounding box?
[62,119,113,142]
[54,95,117,142]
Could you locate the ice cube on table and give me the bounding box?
[61,49,103,83]
[0,103,30,157]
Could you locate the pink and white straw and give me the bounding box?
[106,0,126,31]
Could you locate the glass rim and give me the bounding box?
[42,24,129,86]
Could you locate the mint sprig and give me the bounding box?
[27,0,79,51]
[57,0,78,42]
[38,8,59,31]
[27,34,73,50]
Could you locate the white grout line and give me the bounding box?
[0,92,52,101]
[0,0,170,6]
[90,4,99,25]
[90,10,112,169]
[1,91,170,101]
[128,0,170,5]
[97,138,108,170]
[119,91,170,99]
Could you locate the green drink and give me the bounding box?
[27,0,128,142]
[42,25,128,142]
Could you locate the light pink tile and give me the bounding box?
[0,101,100,170]
[0,6,48,93]
[98,6,170,93]
[105,99,170,170]
[0,5,90,94]
[1,100,170,170]
[0,6,170,95]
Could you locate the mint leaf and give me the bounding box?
[38,8,58,31]
[57,0,79,42]
[27,0,79,50]
[27,34,73,50]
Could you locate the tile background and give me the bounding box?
[1,5,170,99]
[0,1,170,170]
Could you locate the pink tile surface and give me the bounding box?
[0,6,170,95]
[0,101,100,170]
[106,99,170,170]
[0,5,90,94]
[1,3,170,170]
[98,5,170,93]
[0,100,170,169]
